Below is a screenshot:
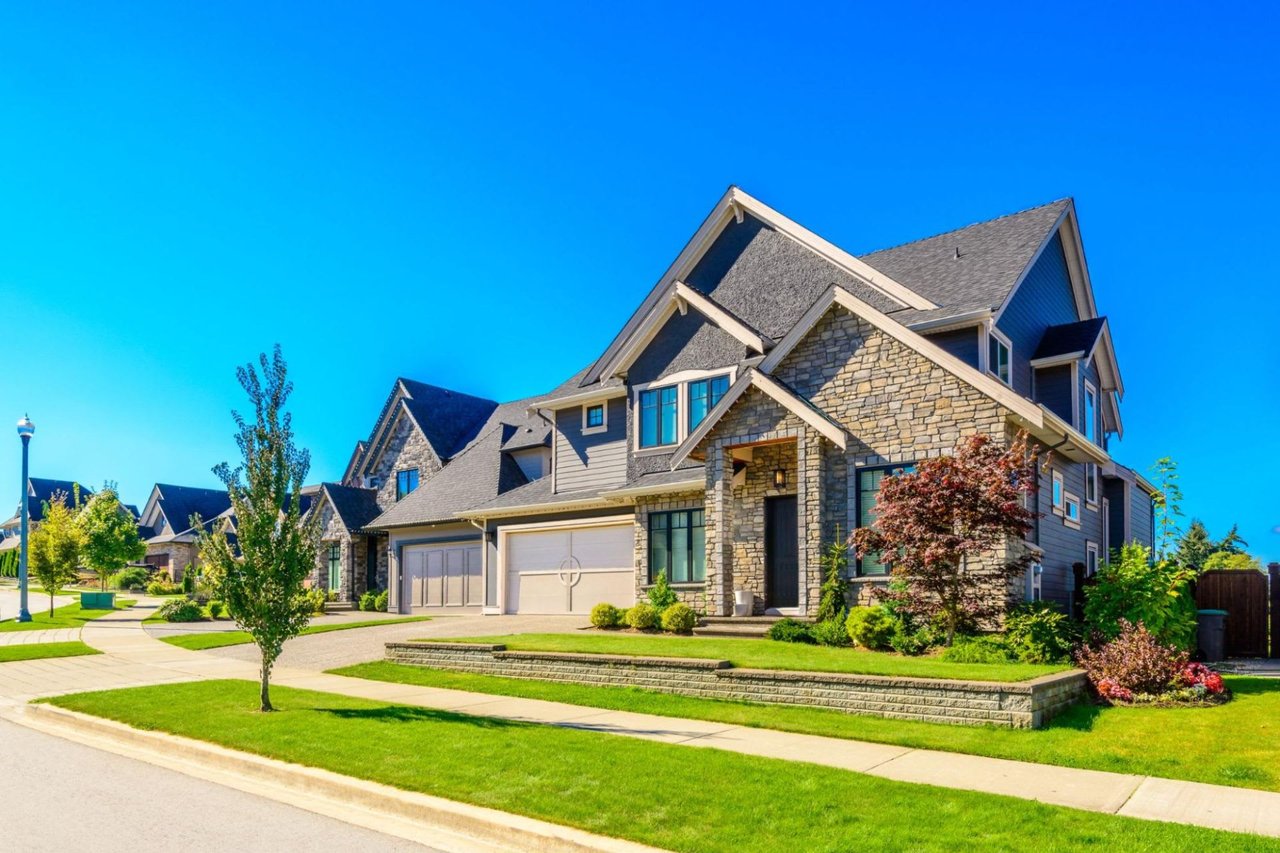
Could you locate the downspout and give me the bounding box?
[467,516,491,614]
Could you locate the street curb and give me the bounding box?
[3,702,663,853]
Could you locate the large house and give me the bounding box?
[323,188,1155,619]
[0,478,108,552]
[136,484,234,581]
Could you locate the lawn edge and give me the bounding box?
[6,700,658,853]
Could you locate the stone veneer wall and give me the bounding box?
[145,541,198,582]
[632,490,709,609]
[369,410,444,508]
[387,642,1086,729]
[313,498,384,601]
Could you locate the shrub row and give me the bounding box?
[590,601,697,634]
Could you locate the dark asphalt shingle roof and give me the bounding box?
[3,478,95,526]
[398,379,499,460]
[153,484,231,535]
[1032,317,1108,360]
[320,483,383,531]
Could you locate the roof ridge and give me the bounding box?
[859,198,1072,258]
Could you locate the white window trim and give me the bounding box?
[1064,492,1082,529]
[1026,560,1043,602]
[983,324,1013,387]
[632,367,737,452]
[581,402,608,436]
[1085,461,1099,509]
[1051,470,1064,515]
[1086,541,1100,577]
[1083,379,1098,446]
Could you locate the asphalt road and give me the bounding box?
[0,716,435,852]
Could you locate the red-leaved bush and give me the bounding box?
[1179,662,1226,695]
[1075,620,1188,700]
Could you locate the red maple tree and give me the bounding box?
[851,432,1040,644]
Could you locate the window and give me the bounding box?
[1064,493,1081,527]
[648,509,706,583]
[1026,560,1043,602]
[1085,462,1098,507]
[583,403,607,434]
[395,469,419,501]
[327,543,341,589]
[1083,381,1097,444]
[639,386,679,448]
[988,330,1011,386]
[1051,470,1064,513]
[856,463,915,576]
[1086,542,1099,577]
[688,374,730,431]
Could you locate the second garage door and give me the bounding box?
[504,521,634,614]
[403,543,483,609]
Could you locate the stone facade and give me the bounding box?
[144,541,198,582]
[633,490,708,609]
[368,410,443,507]
[387,641,1086,728]
[313,496,387,601]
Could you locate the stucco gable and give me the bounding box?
[628,309,750,386]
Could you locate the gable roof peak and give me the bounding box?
[860,198,1072,259]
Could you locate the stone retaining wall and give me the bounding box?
[385,641,1087,728]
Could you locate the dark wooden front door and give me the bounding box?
[366,536,380,592]
[765,495,799,609]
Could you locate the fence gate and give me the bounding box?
[1195,569,1270,658]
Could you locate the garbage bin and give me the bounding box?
[1197,609,1227,662]
[733,588,753,617]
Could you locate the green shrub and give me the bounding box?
[146,579,182,596]
[1004,601,1078,664]
[181,566,196,595]
[156,598,204,622]
[890,624,935,656]
[660,602,697,634]
[1084,543,1197,649]
[941,635,1014,664]
[301,588,326,615]
[766,617,815,644]
[591,602,624,629]
[112,566,151,590]
[327,589,339,602]
[359,591,378,612]
[846,606,895,650]
[373,589,389,612]
[625,603,658,630]
[646,572,679,611]
[207,600,224,619]
[811,610,851,647]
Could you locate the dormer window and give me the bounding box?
[582,403,607,435]
[987,330,1011,386]
[396,469,419,501]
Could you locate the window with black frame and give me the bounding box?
[855,463,915,576]
[648,509,706,583]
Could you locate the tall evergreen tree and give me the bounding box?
[1215,523,1249,555]
[1175,519,1213,571]
[196,346,319,712]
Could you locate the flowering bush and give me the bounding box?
[1179,662,1226,695]
[1075,620,1187,700]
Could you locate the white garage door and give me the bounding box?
[403,543,483,609]
[504,521,634,614]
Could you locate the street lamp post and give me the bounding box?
[16,415,34,623]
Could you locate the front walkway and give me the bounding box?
[2,599,1279,839]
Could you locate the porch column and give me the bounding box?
[797,427,825,617]
[706,442,734,616]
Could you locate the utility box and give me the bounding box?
[80,591,116,610]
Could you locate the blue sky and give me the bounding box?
[1,2,1277,562]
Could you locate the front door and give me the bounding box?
[765,495,799,609]
[366,535,380,592]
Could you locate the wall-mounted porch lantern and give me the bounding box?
[772,468,787,489]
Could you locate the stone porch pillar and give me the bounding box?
[797,427,825,617]
[705,443,734,616]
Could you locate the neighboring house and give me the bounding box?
[136,484,233,581]
[0,477,97,552]
[345,187,1153,618]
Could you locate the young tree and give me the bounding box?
[851,433,1039,645]
[815,527,850,623]
[1174,519,1213,571]
[77,487,145,591]
[196,346,319,712]
[29,491,84,615]
[1203,551,1262,572]
[1150,457,1183,559]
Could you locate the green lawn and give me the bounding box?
[44,680,1278,852]
[0,599,136,633]
[335,661,1280,794]
[432,632,1066,682]
[158,616,431,650]
[0,641,100,663]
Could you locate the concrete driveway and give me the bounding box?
[205,613,586,670]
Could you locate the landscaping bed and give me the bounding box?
[389,637,1083,728]
[41,680,1279,852]
[338,662,1280,793]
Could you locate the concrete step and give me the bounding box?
[325,602,357,612]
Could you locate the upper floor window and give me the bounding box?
[988,330,1011,386]
[396,469,419,501]
[1086,542,1099,577]
[1064,492,1081,527]
[1051,470,1064,513]
[1085,462,1098,507]
[1083,381,1097,444]
[856,463,915,576]
[639,386,679,448]
[688,375,730,431]
[582,403,607,435]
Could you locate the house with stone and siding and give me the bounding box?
[334,187,1154,620]
[136,484,233,581]
[0,477,109,554]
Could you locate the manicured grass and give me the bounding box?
[335,661,1280,794]
[158,616,431,650]
[44,680,1278,852]
[0,599,136,632]
[0,641,100,663]
[433,632,1066,682]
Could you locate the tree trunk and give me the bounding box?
[260,660,274,712]
[49,593,55,617]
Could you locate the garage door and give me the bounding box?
[504,521,634,614]
[403,543,483,609]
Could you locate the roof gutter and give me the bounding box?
[906,309,992,333]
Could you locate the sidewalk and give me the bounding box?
[5,599,1280,839]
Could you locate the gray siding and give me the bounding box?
[554,397,627,491]
[1130,486,1155,553]
[1035,451,1105,610]
[994,231,1080,397]
[924,326,982,368]
[1035,363,1074,423]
